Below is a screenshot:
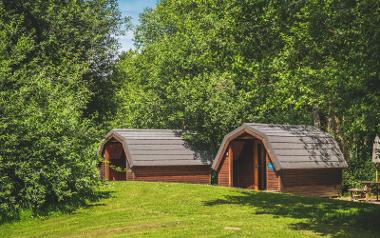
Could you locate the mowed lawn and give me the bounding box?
[1,182,380,238]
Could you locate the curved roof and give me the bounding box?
[212,123,347,171]
[99,129,210,167]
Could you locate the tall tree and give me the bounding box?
[0,0,127,221]
[114,0,380,187]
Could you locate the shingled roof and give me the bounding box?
[212,123,347,171]
[99,129,210,167]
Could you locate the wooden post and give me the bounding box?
[260,144,265,189]
[265,153,269,190]
[375,164,378,201]
[253,140,259,190]
[364,184,369,202]
[125,158,129,181]
[373,136,380,200]
[228,145,234,187]
[373,136,380,182]
[265,153,273,190]
[104,145,110,180]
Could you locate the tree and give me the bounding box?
[114,0,380,188]
[0,0,127,221]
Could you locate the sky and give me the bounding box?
[117,0,158,51]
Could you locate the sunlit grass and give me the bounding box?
[1,181,379,238]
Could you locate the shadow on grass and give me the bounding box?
[36,190,114,215]
[0,190,114,225]
[204,191,380,237]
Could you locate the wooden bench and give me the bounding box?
[349,185,371,201]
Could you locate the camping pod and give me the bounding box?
[99,129,211,184]
[212,123,348,197]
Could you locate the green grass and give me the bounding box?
[1,181,380,238]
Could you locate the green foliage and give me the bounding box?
[114,0,380,187]
[0,0,127,221]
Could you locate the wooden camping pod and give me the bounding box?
[99,129,211,184]
[212,123,347,197]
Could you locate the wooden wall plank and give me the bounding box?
[229,145,233,187]
[133,165,210,184]
[217,149,230,186]
[280,169,342,197]
[266,153,280,191]
[104,144,110,180]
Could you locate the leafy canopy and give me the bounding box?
[114,0,380,186]
[0,0,127,221]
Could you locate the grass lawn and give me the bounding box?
[1,181,380,238]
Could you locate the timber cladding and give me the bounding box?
[217,154,230,186]
[133,166,211,184]
[280,169,342,197]
[99,129,212,184]
[213,123,348,197]
[266,154,280,191]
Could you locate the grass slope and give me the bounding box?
[1,181,380,238]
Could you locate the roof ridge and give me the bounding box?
[113,128,182,131]
[244,122,317,128]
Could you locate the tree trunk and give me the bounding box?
[313,107,321,128]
